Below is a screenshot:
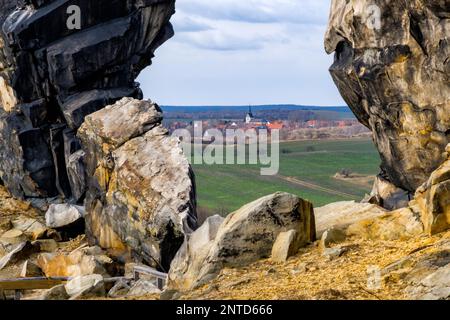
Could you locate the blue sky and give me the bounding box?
[137,0,345,106]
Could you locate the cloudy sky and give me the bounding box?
[138,0,345,106]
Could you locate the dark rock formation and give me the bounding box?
[325,0,449,207]
[0,0,175,201]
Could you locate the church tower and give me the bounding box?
[245,105,254,124]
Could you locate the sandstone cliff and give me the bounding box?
[325,0,449,208]
[0,0,176,201]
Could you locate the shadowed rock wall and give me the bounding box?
[0,0,175,201]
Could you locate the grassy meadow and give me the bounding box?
[191,138,380,217]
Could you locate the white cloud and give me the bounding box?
[172,0,331,51]
[138,0,345,106]
[176,0,328,25]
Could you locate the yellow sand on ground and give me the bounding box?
[180,231,449,300]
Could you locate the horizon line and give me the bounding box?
[159,104,349,108]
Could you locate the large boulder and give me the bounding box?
[168,193,316,291]
[78,98,197,271]
[325,0,449,206]
[0,0,175,201]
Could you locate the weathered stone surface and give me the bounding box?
[315,200,424,241]
[32,239,58,252]
[66,150,86,202]
[11,215,47,240]
[64,274,105,299]
[45,203,85,229]
[325,0,449,205]
[127,279,161,297]
[19,260,43,277]
[0,241,38,270]
[314,201,387,237]
[108,278,132,298]
[37,246,112,277]
[39,284,70,300]
[346,207,424,241]
[322,246,347,261]
[168,193,315,291]
[413,144,450,235]
[0,228,26,246]
[167,215,224,291]
[271,230,300,263]
[78,98,197,271]
[0,0,175,201]
[365,176,412,210]
[319,227,347,250]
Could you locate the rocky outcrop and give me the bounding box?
[314,201,387,237]
[0,0,175,201]
[346,207,424,241]
[78,98,197,272]
[315,199,426,241]
[168,193,315,291]
[412,144,450,235]
[325,0,449,205]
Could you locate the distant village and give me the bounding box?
[164,106,370,141]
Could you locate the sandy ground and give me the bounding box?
[179,231,449,300]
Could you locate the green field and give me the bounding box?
[192,138,380,215]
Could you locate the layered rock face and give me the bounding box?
[325,0,449,206]
[78,98,197,271]
[0,0,175,201]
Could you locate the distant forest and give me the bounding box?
[161,105,356,121]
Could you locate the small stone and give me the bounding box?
[271,230,301,263]
[323,247,346,261]
[37,248,112,278]
[160,289,179,301]
[19,260,43,277]
[45,204,85,229]
[1,229,25,240]
[40,284,69,300]
[65,274,105,299]
[266,267,277,275]
[0,242,35,270]
[127,279,161,297]
[290,262,309,275]
[319,227,347,250]
[0,218,12,233]
[108,278,132,298]
[12,216,47,240]
[32,239,58,252]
